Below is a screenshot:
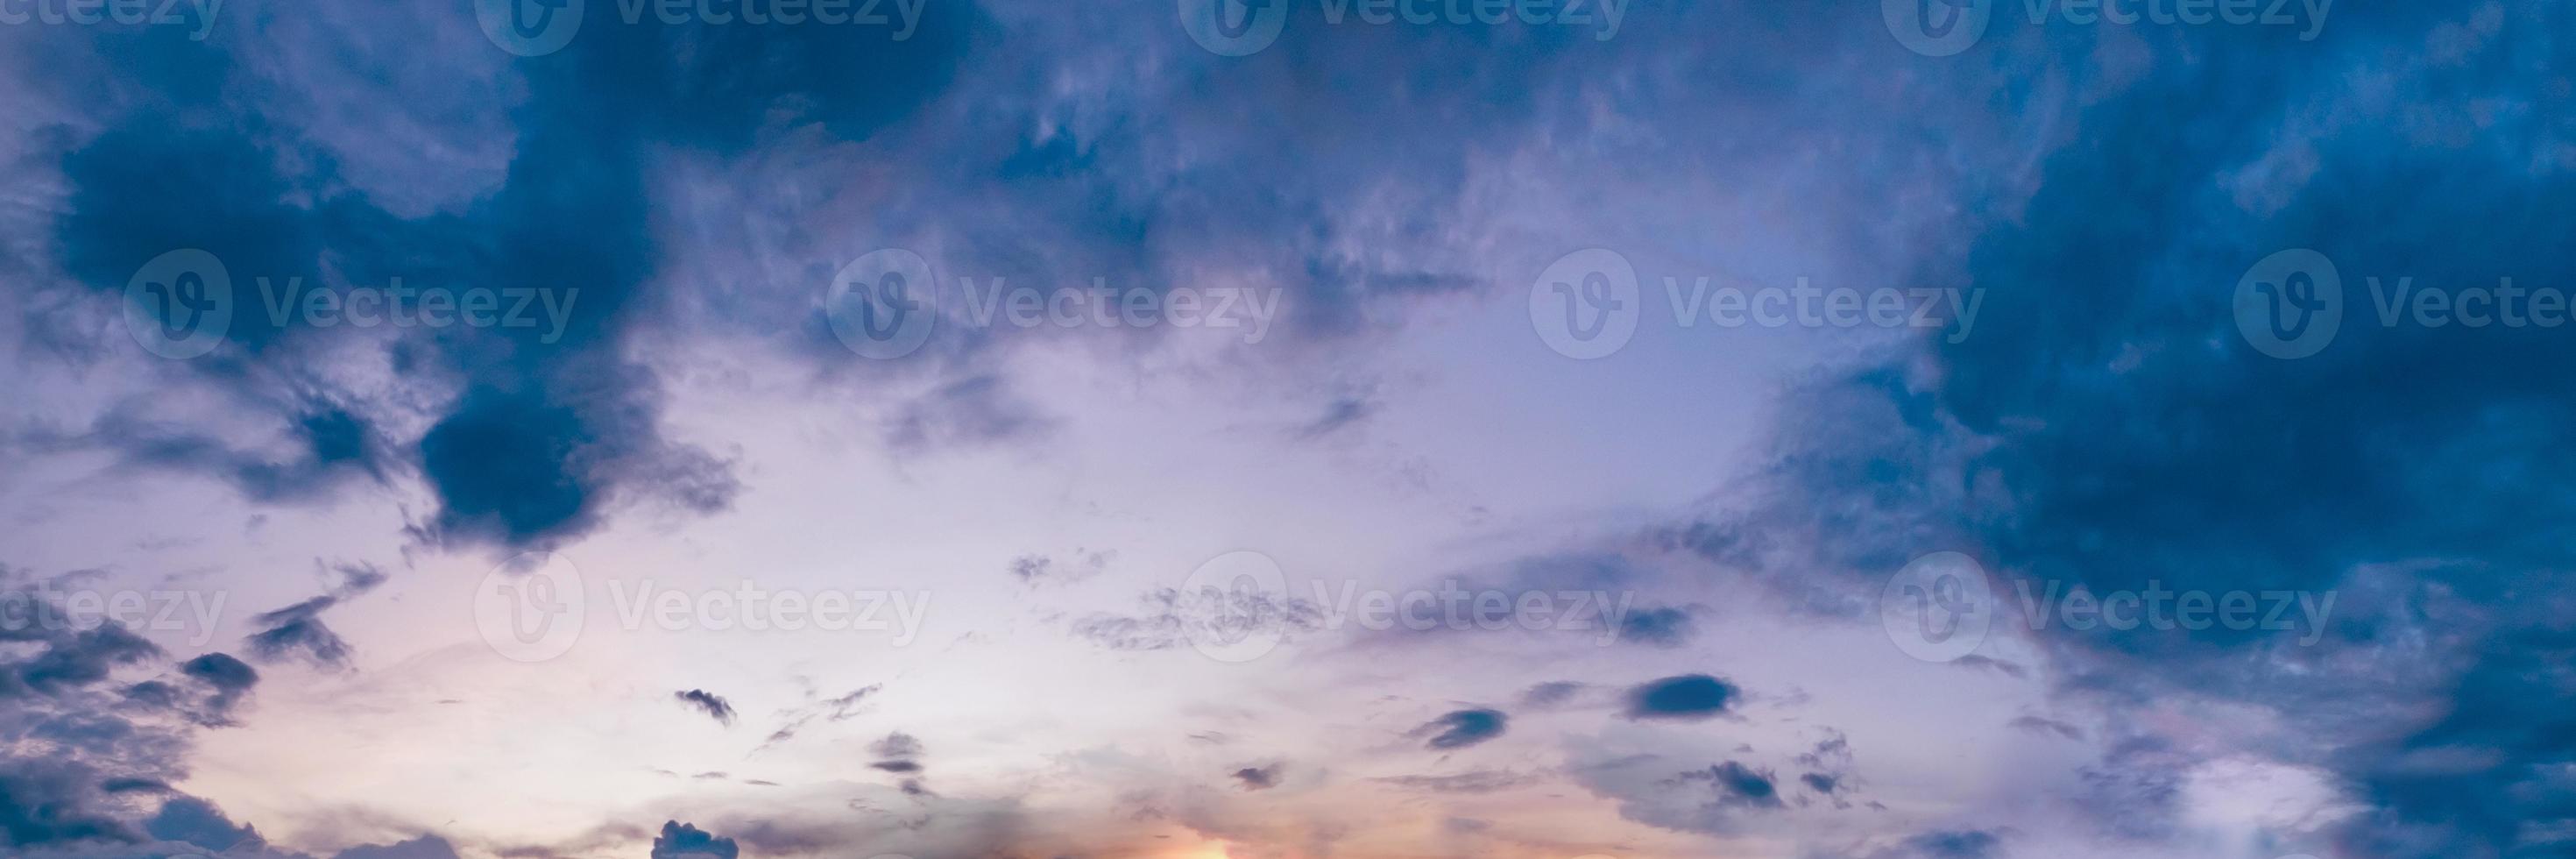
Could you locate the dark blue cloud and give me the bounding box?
[332,834,465,859]
[673,689,737,727]
[1616,606,1697,648]
[1409,708,1508,750]
[1623,674,1739,721]
[244,597,353,668]
[1873,829,2007,859]
[143,795,259,852]
[1681,761,1781,811]
[243,562,387,670]
[650,820,740,859]
[0,770,129,847]
[1716,4,2576,853]
[1232,764,1283,791]
[31,0,986,550]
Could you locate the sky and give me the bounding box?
[0,0,2566,857]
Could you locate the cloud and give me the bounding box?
[14,403,387,506]
[27,0,993,550]
[1407,708,1508,751]
[672,690,737,727]
[244,598,353,669]
[1070,582,1328,653]
[1232,764,1282,791]
[2009,716,2084,741]
[1293,394,1378,441]
[1518,681,1586,708]
[331,835,464,859]
[1681,762,1783,811]
[1373,770,1536,795]
[1622,674,1740,721]
[1695,5,2576,853]
[242,563,388,670]
[758,685,880,750]
[174,654,258,725]
[1008,550,1113,586]
[1862,829,2010,859]
[870,732,924,761]
[0,579,270,852]
[1615,606,1698,648]
[869,731,927,784]
[649,820,740,859]
[142,796,260,852]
